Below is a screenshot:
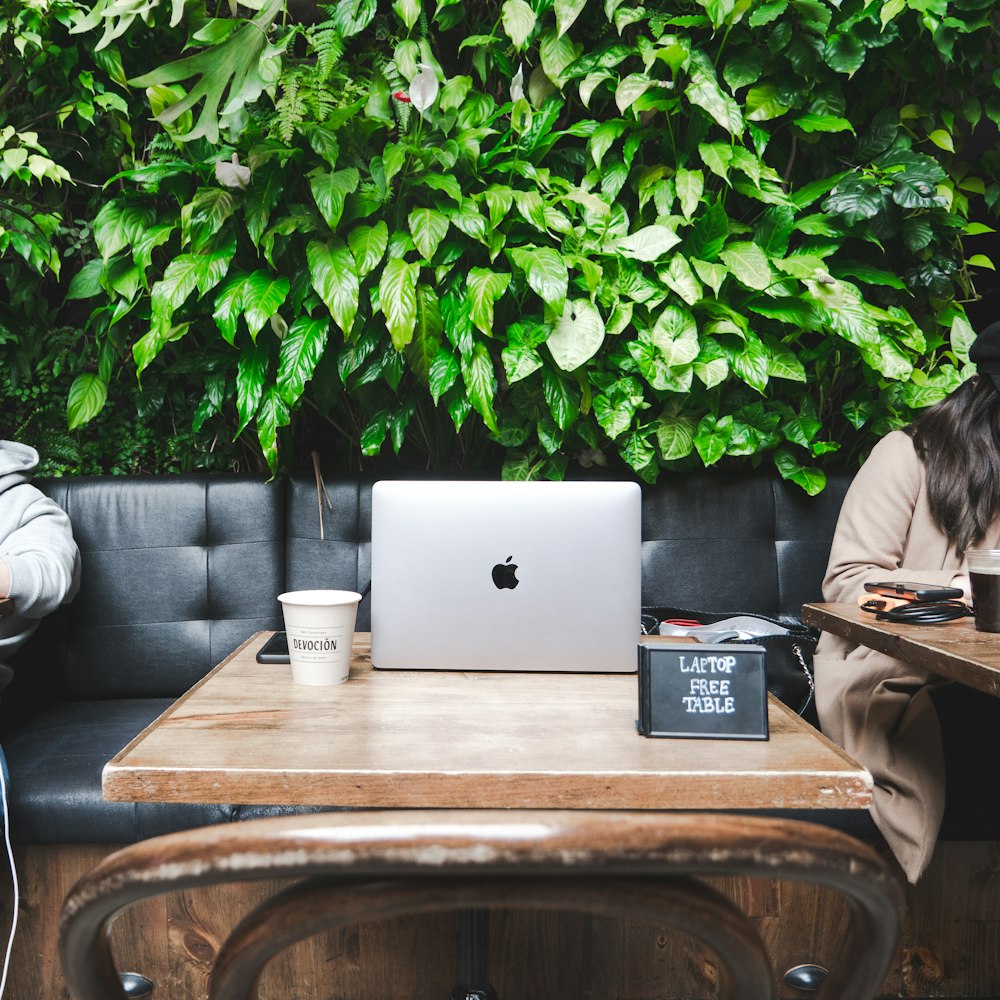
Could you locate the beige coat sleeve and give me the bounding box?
[814,430,959,884]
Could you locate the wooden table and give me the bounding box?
[802,602,1000,698]
[102,631,874,999]
[103,632,872,810]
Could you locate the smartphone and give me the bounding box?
[863,581,964,602]
[256,631,290,663]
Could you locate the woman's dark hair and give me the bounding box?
[906,375,1000,556]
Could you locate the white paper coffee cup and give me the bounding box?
[278,590,362,685]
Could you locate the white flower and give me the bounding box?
[215,153,251,190]
[511,63,524,103]
[409,65,439,115]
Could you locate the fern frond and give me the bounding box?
[304,88,339,124]
[274,71,308,144]
[309,24,345,82]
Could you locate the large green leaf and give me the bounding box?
[509,247,569,311]
[616,225,682,262]
[429,347,461,403]
[650,305,699,365]
[131,225,175,286]
[542,366,579,431]
[380,258,420,350]
[421,171,464,203]
[685,51,743,135]
[242,270,289,340]
[824,32,866,74]
[684,201,729,261]
[764,336,807,382]
[512,189,548,231]
[448,201,489,243]
[408,207,450,263]
[236,338,270,437]
[719,242,772,290]
[329,0,377,36]
[245,168,285,247]
[484,186,515,228]
[656,414,696,460]
[804,278,880,349]
[555,0,586,35]
[727,334,770,393]
[694,413,733,466]
[546,299,605,371]
[347,221,389,278]
[360,409,389,456]
[616,73,655,114]
[67,259,104,300]
[255,386,291,474]
[151,237,235,322]
[467,268,511,336]
[502,0,536,47]
[675,168,704,221]
[212,272,248,345]
[277,317,329,406]
[461,342,499,431]
[660,255,703,305]
[698,142,733,183]
[93,201,155,262]
[67,373,108,430]
[620,430,656,477]
[132,320,191,377]
[793,113,854,134]
[774,449,826,495]
[539,26,582,82]
[700,0,736,27]
[406,284,444,383]
[309,168,360,232]
[691,258,728,297]
[823,176,884,225]
[307,240,359,338]
[181,188,236,251]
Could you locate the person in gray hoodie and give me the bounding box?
[0,440,81,695]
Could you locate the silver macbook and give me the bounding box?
[370,480,641,672]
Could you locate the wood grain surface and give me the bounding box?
[802,602,1000,697]
[102,632,871,810]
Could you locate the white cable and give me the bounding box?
[0,756,17,999]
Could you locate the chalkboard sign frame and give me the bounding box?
[637,642,769,740]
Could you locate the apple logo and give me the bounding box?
[492,555,519,590]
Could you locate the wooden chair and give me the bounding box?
[58,809,903,1000]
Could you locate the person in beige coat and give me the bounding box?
[815,322,1000,884]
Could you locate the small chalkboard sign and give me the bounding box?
[636,642,768,740]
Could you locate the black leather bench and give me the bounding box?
[0,470,992,846]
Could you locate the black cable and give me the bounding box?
[872,600,973,624]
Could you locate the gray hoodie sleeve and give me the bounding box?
[2,491,81,618]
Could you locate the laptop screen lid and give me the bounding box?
[370,480,641,672]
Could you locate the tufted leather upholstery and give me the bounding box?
[640,472,852,617]
[284,476,373,630]
[0,468,986,846]
[2,474,362,844]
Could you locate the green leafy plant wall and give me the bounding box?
[11,0,1000,485]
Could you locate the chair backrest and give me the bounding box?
[58,810,902,1000]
